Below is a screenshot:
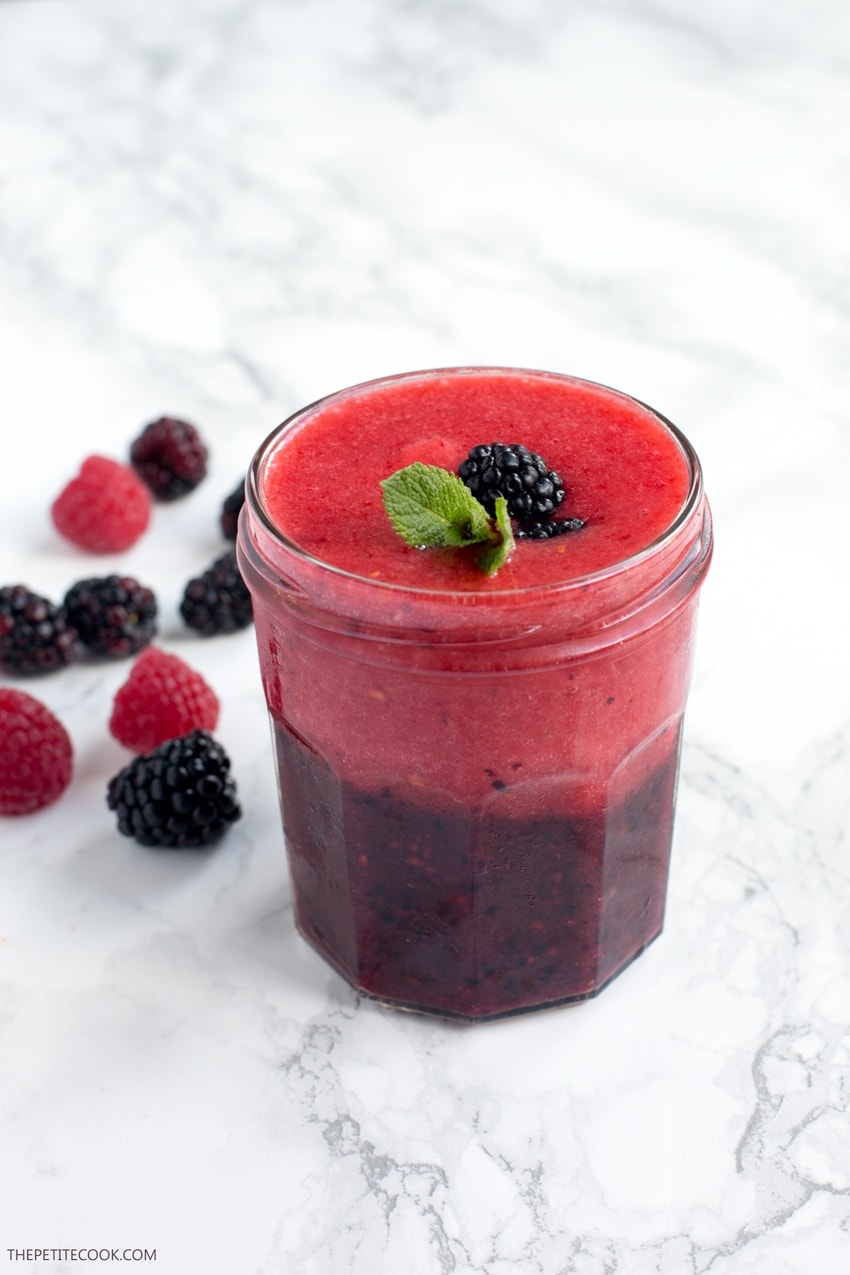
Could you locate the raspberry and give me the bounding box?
[179,550,253,636]
[63,575,157,659]
[109,647,220,753]
[0,689,73,815]
[219,478,245,541]
[130,417,208,501]
[0,585,79,676]
[106,729,241,849]
[51,455,152,553]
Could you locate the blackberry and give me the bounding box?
[107,729,241,849]
[129,416,208,501]
[63,575,157,659]
[458,443,566,525]
[0,585,79,676]
[515,516,585,540]
[219,478,245,541]
[180,550,253,636]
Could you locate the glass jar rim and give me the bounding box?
[245,365,706,604]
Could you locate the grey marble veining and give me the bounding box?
[1,1,849,1272]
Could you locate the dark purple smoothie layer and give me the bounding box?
[274,717,681,1019]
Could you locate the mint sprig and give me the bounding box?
[380,462,515,575]
[380,463,496,549]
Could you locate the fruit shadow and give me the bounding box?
[65,815,221,913]
[216,891,354,1013]
[28,532,87,561]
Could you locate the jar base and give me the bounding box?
[295,920,663,1022]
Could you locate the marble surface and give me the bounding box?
[2,1,849,1271]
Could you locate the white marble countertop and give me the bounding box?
[1,2,849,1272]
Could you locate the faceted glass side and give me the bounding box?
[273,716,682,1021]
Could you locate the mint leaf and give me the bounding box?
[381,463,496,549]
[476,496,516,576]
[381,463,517,577]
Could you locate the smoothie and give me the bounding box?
[260,370,689,590]
[238,367,712,1019]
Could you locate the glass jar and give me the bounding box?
[237,368,713,1020]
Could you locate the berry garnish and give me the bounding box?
[129,417,208,501]
[0,689,73,815]
[458,443,565,525]
[0,585,79,676]
[51,455,152,553]
[106,729,240,849]
[179,550,253,637]
[219,479,245,541]
[109,646,220,753]
[63,575,157,659]
[514,517,585,540]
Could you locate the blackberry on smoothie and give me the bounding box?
[238,367,712,1019]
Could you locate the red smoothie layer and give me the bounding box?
[261,369,690,589]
